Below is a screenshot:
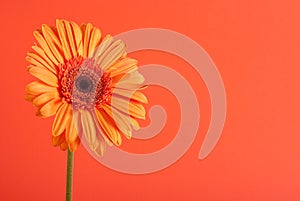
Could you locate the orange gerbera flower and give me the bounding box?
[25,19,147,156]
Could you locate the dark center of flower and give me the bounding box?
[75,75,93,93]
[58,57,112,110]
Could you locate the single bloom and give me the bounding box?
[25,19,147,156]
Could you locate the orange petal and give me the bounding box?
[26,81,57,96]
[113,82,144,91]
[98,40,126,70]
[52,103,72,136]
[31,45,57,74]
[66,115,78,144]
[115,71,144,85]
[69,137,80,152]
[130,118,140,130]
[33,30,59,65]
[88,27,101,57]
[106,58,138,77]
[90,111,113,147]
[93,34,113,59]
[42,25,62,48]
[26,52,56,74]
[80,110,97,145]
[95,108,122,146]
[112,72,145,91]
[27,66,58,87]
[102,104,132,139]
[91,133,106,157]
[41,24,64,64]
[64,21,77,57]
[131,90,148,103]
[94,137,105,156]
[36,98,62,118]
[71,22,83,56]
[82,23,93,58]
[25,92,37,102]
[56,19,72,60]
[32,91,59,107]
[110,96,146,119]
[80,110,110,156]
[72,110,83,136]
[113,88,148,103]
[60,141,68,151]
[52,132,66,147]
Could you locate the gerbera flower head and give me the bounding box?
[25,19,147,156]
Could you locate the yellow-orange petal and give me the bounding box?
[112,72,145,91]
[113,88,148,103]
[132,90,148,103]
[80,110,97,145]
[26,81,57,97]
[69,137,80,152]
[42,25,62,49]
[93,133,106,157]
[116,71,145,85]
[88,27,101,57]
[52,102,72,136]
[25,92,37,102]
[130,118,140,130]
[93,34,113,59]
[52,132,66,147]
[102,104,132,139]
[60,141,68,151]
[111,96,146,119]
[95,108,122,146]
[26,52,55,74]
[31,45,57,74]
[113,82,144,91]
[77,111,110,156]
[33,30,59,65]
[28,66,58,87]
[72,110,83,136]
[56,19,72,60]
[32,91,59,107]
[99,40,126,70]
[64,21,77,57]
[41,24,64,64]
[66,116,78,144]
[82,23,93,58]
[36,98,62,118]
[106,58,138,77]
[42,25,64,63]
[71,22,83,56]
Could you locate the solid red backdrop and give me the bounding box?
[0,0,300,200]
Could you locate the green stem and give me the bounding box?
[66,149,74,201]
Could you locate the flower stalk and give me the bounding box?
[66,149,74,201]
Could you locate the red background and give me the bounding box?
[1,0,300,200]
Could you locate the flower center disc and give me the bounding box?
[75,76,93,93]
